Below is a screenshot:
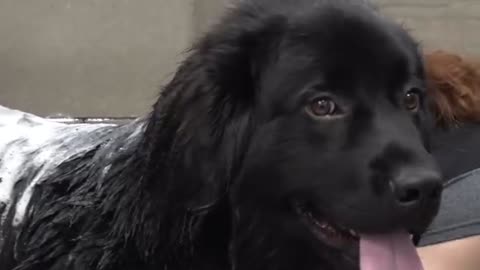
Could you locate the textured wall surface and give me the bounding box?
[378,0,480,55]
[0,0,477,116]
[0,0,196,117]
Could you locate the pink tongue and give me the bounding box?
[360,231,424,270]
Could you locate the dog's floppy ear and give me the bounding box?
[145,7,286,151]
[140,7,286,196]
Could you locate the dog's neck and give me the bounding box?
[92,112,232,269]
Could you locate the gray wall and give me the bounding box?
[0,0,478,117]
[379,0,480,54]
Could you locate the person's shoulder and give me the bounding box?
[432,123,480,180]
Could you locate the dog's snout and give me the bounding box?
[390,169,443,208]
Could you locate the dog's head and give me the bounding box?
[155,0,442,269]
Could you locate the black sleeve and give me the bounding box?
[418,169,480,246]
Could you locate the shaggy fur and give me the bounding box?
[425,50,480,126]
[1,1,443,269]
[423,51,480,181]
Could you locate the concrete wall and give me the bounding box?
[378,0,480,54]
[0,0,196,117]
[0,0,478,117]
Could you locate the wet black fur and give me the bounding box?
[1,0,442,269]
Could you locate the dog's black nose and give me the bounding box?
[390,169,442,208]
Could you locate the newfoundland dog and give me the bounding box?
[0,0,442,269]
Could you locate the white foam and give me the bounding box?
[0,107,57,205]
[0,105,114,226]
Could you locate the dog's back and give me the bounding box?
[0,106,118,265]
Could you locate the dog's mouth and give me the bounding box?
[293,202,359,249]
[292,201,425,270]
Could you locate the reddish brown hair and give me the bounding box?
[425,50,480,126]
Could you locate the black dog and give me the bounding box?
[0,0,442,269]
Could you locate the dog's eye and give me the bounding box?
[404,90,421,112]
[308,98,337,117]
